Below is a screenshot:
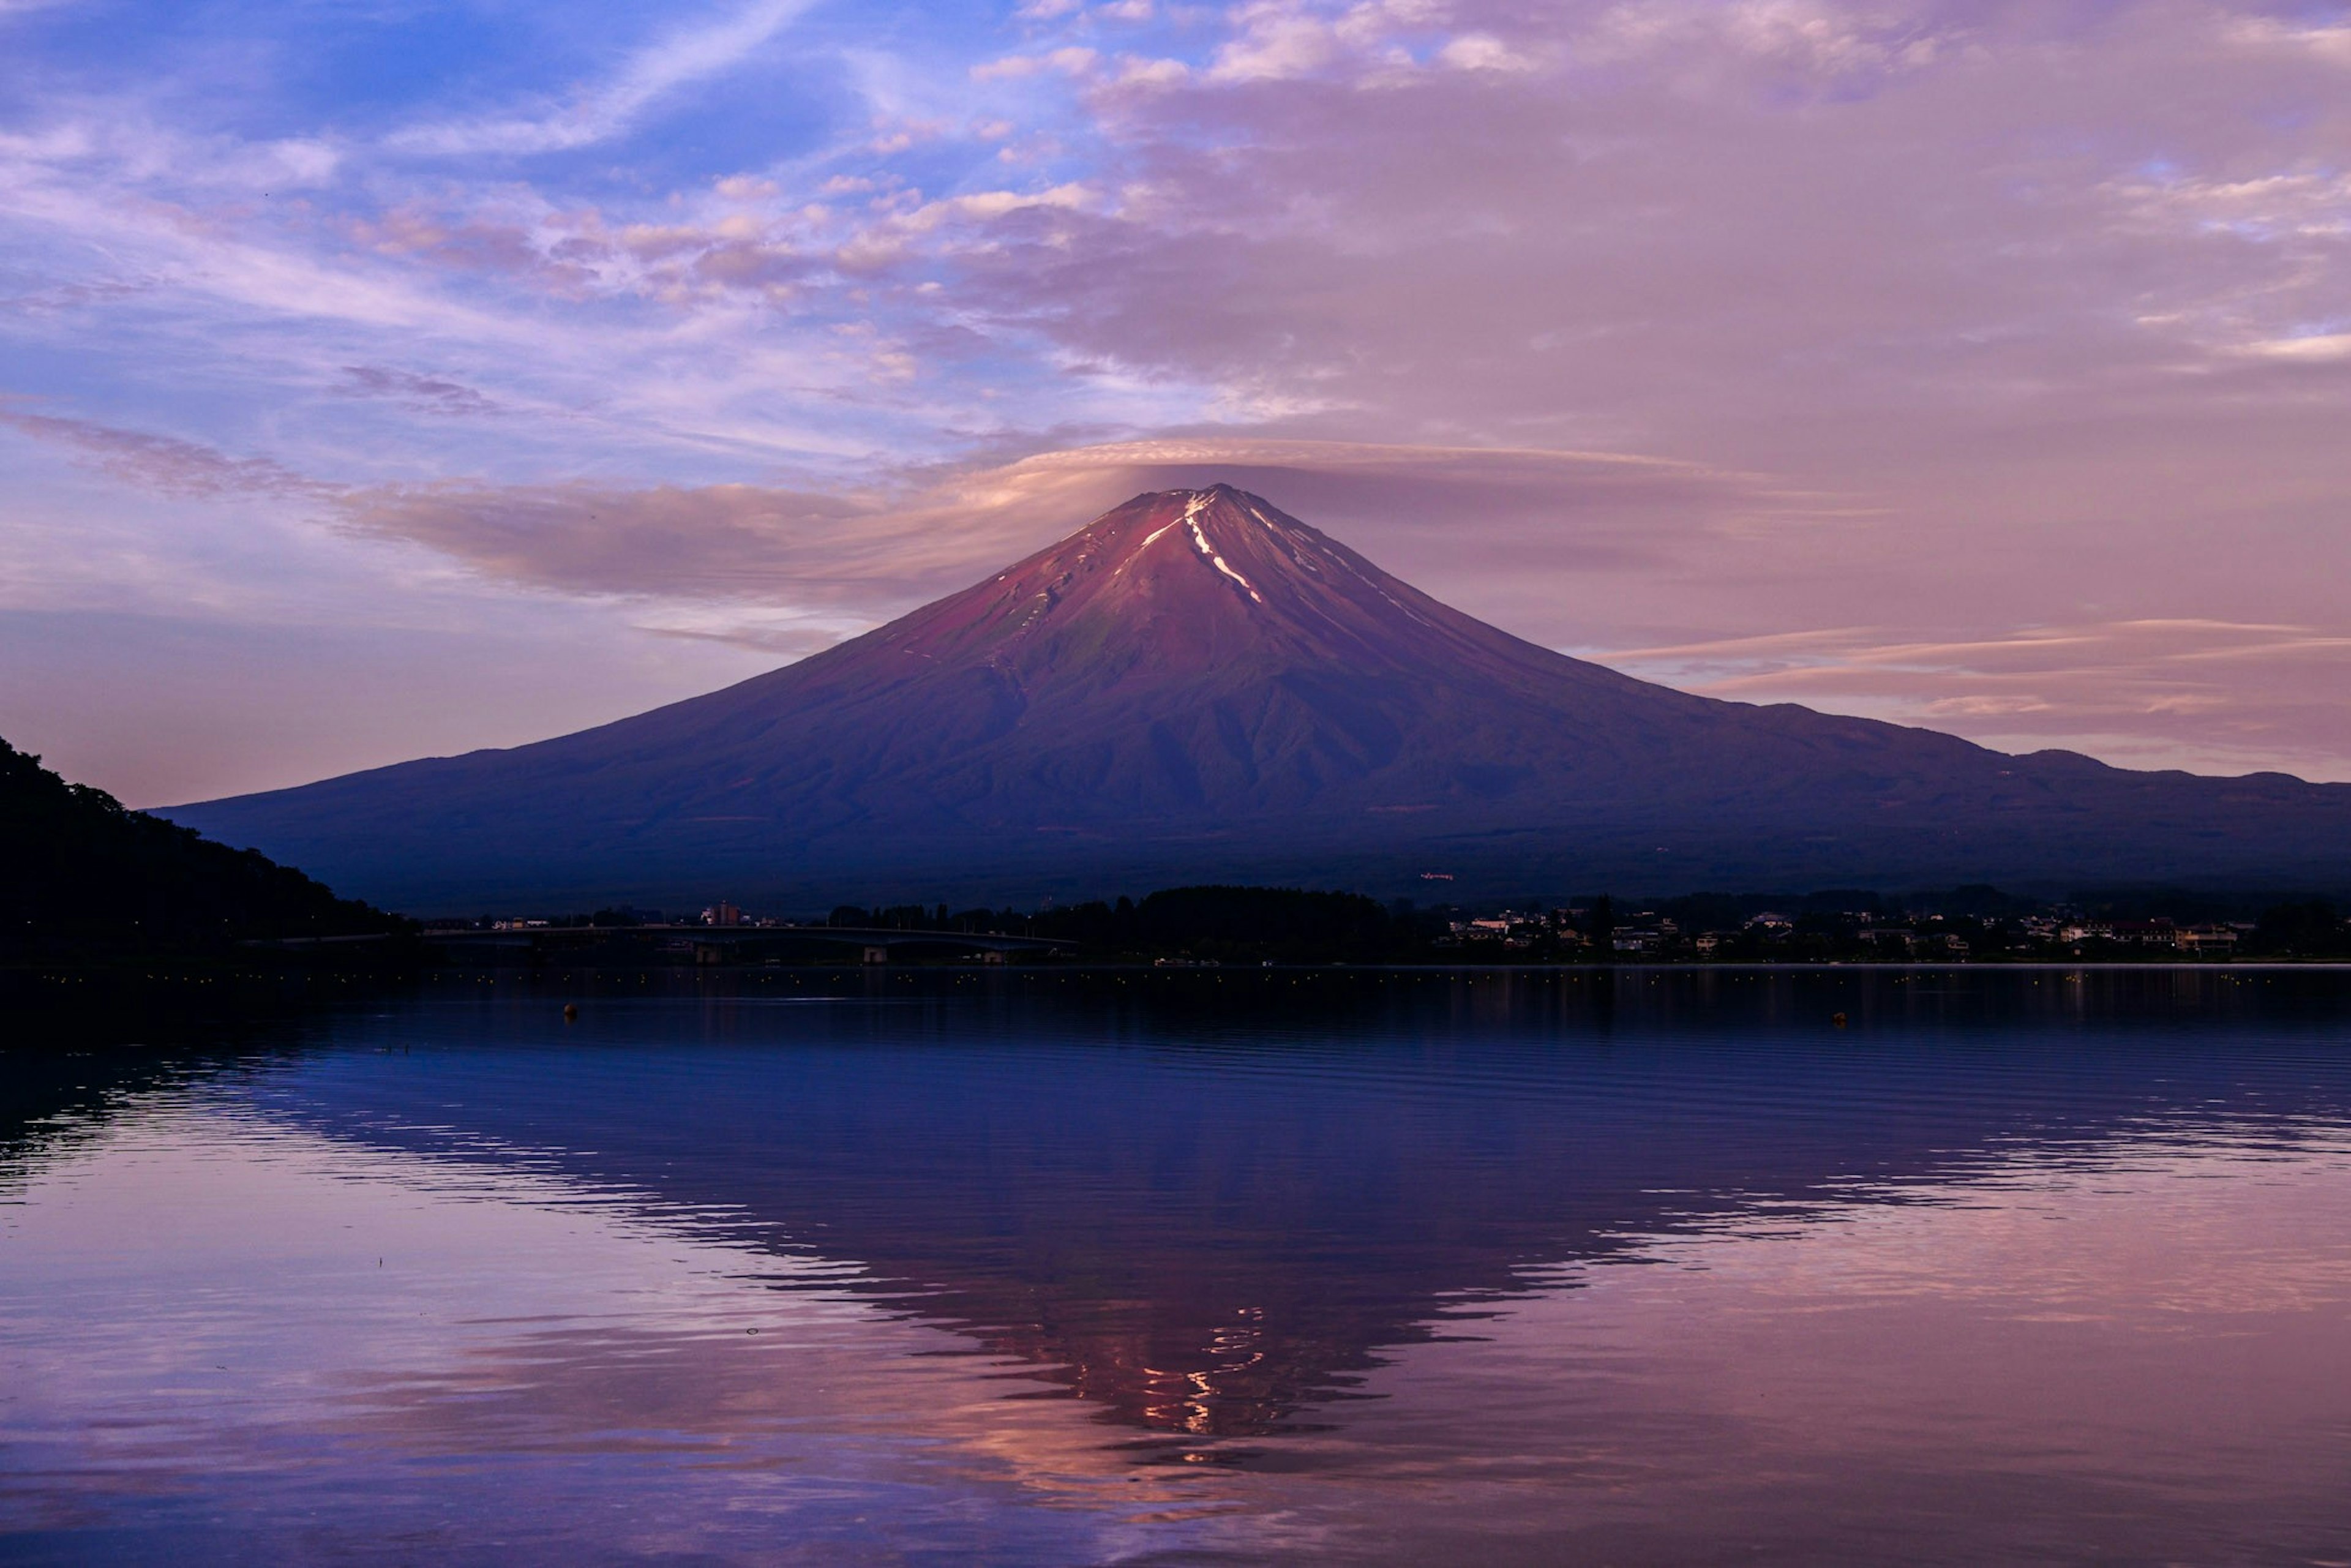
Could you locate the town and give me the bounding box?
[416,885,2351,967]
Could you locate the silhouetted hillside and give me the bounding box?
[2,738,402,960]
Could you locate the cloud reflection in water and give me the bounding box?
[5,969,2351,1562]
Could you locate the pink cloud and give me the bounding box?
[1609,620,2351,780]
[333,366,503,418]
[325,436,2351,778]
[0,406,332,500]
[10,0,2351,798]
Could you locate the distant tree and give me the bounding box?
[1138,885,1389,959]
[1655,891,1751,932]
[1584,895,1616,955]
[2077,887,2233,925]
[2252,900,2345,957]
[0,735,401,959]
[1909,885,2026,919]
[1022,885,1395,960]
[1800,887,1887,917]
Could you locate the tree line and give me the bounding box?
[1,737,404,962]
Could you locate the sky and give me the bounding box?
[2,0,2349,806]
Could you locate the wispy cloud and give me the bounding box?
[1607,621,2351,780]
[333,436,1771,611]
[386,0,820,157]
[10,0,2351,797]
[333,367,503,418]
[0,405,333,500]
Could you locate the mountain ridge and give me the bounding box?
[162,486,2351,911]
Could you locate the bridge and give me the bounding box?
[402,922,1076,962]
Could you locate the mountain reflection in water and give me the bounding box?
[6,967,2351,1564]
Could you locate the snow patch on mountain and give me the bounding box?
[1182,492,1264,604]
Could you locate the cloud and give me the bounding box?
[973,47,1101,82]
[386,0,819,157]
[0,277,152,315]
[2245,332,2351,361]
[1436,34,1528,72]
[337,481,880,606]
[334,366,503,418]
[0,138,533,342]
[1204,2,1360,84]
[12,0,2351,796]
[331,435,2351,778]
[2228,17,2351,69]
[1607,621,2351,780]
[0,406,331,500]
[329,436,1798,629]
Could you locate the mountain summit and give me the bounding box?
[167,486,2351,910]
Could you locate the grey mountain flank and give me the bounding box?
[165,486,2351,910]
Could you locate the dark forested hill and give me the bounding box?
[2,737,400,959]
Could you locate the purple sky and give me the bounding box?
[3,0,2348,805]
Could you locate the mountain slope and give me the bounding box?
[163,486,2351,910]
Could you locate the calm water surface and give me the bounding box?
[6,967,2351,1564]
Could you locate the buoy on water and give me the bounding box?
[1832,1011,1848,1028]
[563,1003,579,1023]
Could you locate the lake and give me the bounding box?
[6,966,2351,1564]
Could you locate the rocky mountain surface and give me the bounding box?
[164,486,2351,910]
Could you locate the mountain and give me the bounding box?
[162,486,2351,912]
[2,736,400,958]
